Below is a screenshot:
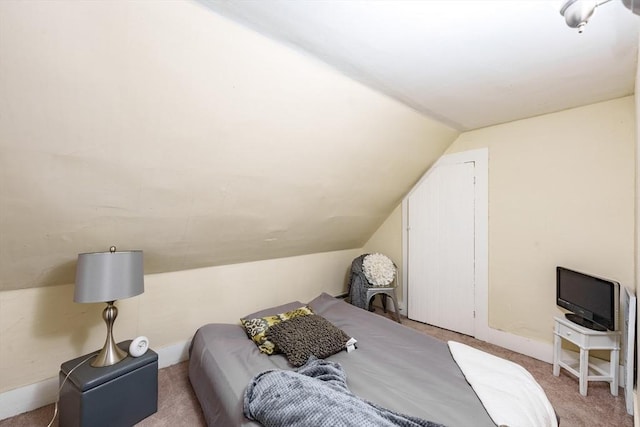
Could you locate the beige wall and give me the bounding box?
[0,249,360,393]
[366,97,635,344]
[0,0,457,292]
[0,0,455,401]
[449,96,635,341]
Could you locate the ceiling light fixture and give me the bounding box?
[622,0,640,14]
[560,0,640,33]
[559,0,612,33]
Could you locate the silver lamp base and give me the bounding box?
[91,301,128,367]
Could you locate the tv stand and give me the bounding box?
[565,313,606,331]
[553,316,620,396]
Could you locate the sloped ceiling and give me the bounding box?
[200,0,639,131]
[1,1,638,292]
[0,0,457,291]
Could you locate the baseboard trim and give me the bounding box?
[0,340,191,421]
[156,339,191,369]
[0,377,59,422]
[634,390,639,427]
[486,327,553,364]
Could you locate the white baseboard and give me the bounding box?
[399,297,555,365]
[0,340,191,421]
[398,302,407,316]
[634,390,639,427]
[487,327,554,364]
[156,339,191,369]
[0,377,59,422]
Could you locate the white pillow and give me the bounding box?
[362,253,395,286]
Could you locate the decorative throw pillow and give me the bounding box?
[243,301,305,320]
[266,314,351,367]
[241,305,314,354]
[362,253,396,287]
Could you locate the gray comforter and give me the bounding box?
[244,356,445,427]
[189,293,497,426]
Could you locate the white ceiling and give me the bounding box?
[200,0,640,130]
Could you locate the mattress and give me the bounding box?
[188,293,497,426]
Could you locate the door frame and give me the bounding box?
[401,148,489,341]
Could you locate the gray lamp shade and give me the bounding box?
[74,250,144,303]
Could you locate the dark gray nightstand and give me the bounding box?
[58,340,158,427]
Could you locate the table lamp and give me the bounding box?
[74,246,144,367]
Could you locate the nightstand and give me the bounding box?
[58,340,158,427]
[553,316,620,396]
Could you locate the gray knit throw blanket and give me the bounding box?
[243,357,446,427]
[348,254,370,310]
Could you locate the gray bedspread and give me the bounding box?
[189,293,497,427]
[244,356,445,427]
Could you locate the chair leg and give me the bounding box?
[389,290,401,324]
[381,294,388,313]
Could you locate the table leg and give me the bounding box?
[552,334,561,376]
[610,348,619,396]
[579,348,588,396]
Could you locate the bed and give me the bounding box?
[188,293,557,427]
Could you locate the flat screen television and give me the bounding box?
[556,266,620,331]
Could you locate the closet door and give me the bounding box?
[407,160,475,336]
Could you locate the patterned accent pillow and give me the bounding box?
[363,253,396,287]
[266,314,351,367]
[241,305,314,354]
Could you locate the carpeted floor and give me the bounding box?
[1,309,633,427]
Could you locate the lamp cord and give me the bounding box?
[46,354,96,427]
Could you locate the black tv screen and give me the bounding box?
[556,266,619,331]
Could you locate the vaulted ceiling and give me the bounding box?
[200,0,639,130]
[0,0,637,291]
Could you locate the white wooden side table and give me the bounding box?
[553,316,620,396]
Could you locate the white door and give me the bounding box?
[407,160,476,336]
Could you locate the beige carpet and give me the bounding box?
[1,310,633,427]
